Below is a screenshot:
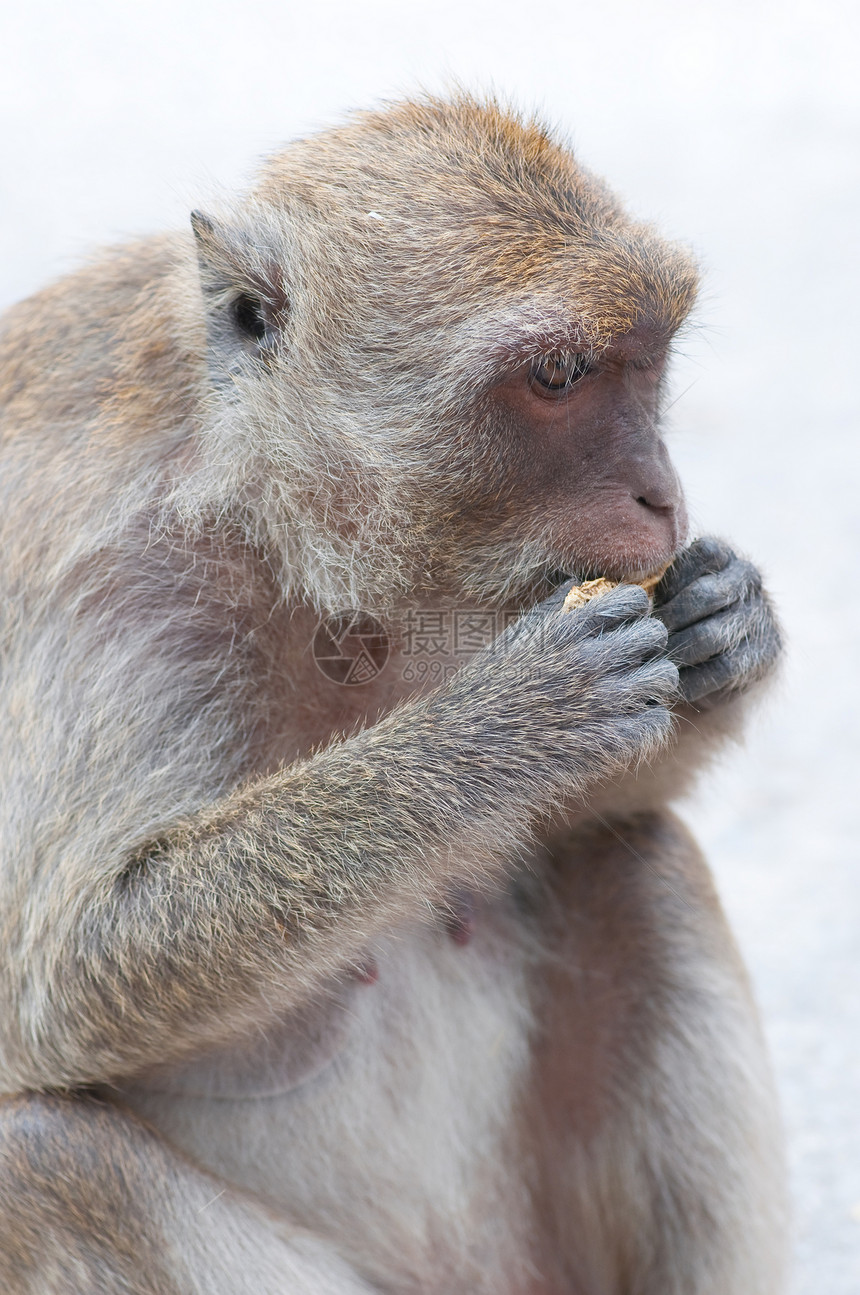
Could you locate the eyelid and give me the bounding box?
[529,350,594,392]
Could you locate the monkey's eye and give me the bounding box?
[529,351,591,395]
[232,293,268,343]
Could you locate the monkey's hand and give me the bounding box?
[653,536,782,710]
[437,582,678,800]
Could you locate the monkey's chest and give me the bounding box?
[123,901,541,1291]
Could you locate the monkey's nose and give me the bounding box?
[621,428,683,514]
[633,487,688,550]
[630,458,683,514]
[635,493,673,513]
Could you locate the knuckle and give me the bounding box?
[613,705,673,750]
[729,557,760,594]
[659,658,681,688]
[696,535,735,567]
[645,704,674,738]
[598,621,660,667]
[641,616,669,649]
[667,620,710,664]
[643,659,680,698]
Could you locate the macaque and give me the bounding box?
[0,95,784,1294]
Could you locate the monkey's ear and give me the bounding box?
[190,210,289,367]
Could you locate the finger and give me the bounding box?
[638,656,681,704]
[667,603,752,667]
[588,618,671,678]
[614,616,670,662]
[654,536,734,605]
[656,558,761,633]
[539,579,651,626]
[534,576,581,615]
[594,654,679,713]
[578,582,651,630]
[677,637,769,704]
[678,653,739,704]
[610,707,675,756]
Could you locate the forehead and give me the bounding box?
[255,96,699,347]
[260,97,621,231]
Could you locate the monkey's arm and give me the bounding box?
[0,586,675,1092]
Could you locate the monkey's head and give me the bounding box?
[190,95,698,614]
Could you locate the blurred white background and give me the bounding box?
[1,1,858,1289]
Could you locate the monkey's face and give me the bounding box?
[341,260,695,609]
[240,307,690,613]
[451,320,688,602]
[192,97,698,613]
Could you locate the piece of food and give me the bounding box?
[561,564,670,613]
[561,577,619,612]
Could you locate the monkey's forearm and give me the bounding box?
[7,714,503,1091]
[4,589,675,1091]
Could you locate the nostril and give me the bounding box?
[635,494,674,514]
[632,490,687,550]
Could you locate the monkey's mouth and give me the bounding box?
[543,560,672,591]
[543,564,644,587]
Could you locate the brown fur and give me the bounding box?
[0,93,784,1293]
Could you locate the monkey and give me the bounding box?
[0,94,785,1294]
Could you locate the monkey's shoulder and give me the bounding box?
[0,232,203,447]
